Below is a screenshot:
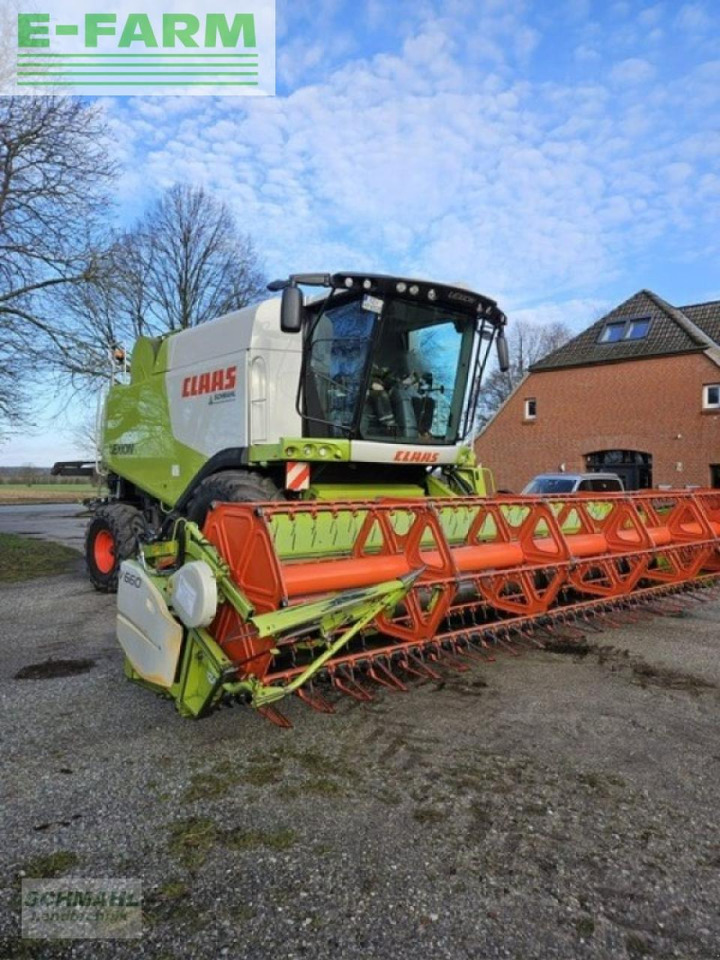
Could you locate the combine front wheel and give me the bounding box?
[186,471,283,526]
[85,504,146,593]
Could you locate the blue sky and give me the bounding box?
[3,0,720,464]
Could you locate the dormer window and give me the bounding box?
[598,316,651,343]
[626,318,650,339]
[599,321,625,343]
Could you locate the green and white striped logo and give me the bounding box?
[5,1,275,95]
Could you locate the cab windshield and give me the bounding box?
[303,293,476,443]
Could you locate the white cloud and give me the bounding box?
[675,3,712,32]
[610,58,656,85]
[574,43,600,62]
[104,6,719,322]
[563,0,591,22]
[638,4,665,27]
[663,162,693,183]
[512,297,612,330]
[514,25,540,58]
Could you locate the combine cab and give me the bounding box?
[68,272,720,724]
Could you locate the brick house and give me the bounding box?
[474,290,720,492]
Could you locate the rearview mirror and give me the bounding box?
[496,330,510,372]
[280,285,304,334]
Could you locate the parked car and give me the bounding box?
[522,472,625,495]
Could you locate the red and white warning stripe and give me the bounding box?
[285,461,310,492]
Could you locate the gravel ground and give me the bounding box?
[1,559,719,960]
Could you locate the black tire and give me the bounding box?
[186,470,283,527]
[85,503,147,593]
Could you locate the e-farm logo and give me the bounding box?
[7,1,275,96]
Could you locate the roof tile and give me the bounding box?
[680,300,720,343]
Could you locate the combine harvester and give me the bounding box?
[60,273,720,725]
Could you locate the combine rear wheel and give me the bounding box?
[186,471,283,526]
[86,503,147,593]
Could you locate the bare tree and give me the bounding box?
[59,184,266,385]
[70,409,101,458]
[17,462,42,485]
[476,319,572,428]
[0,335,25,435]
[127,183,266,332]
[0,97,115,430]
[0,108,264,437]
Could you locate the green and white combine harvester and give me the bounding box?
[55,273,720,725]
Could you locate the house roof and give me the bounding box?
[680,299,720,343]
[530,290,720,372]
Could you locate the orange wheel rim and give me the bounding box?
[94,529,115,574]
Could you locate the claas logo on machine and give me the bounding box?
[182,366,237,399]
[394,450,439,463]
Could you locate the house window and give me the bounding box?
[598,316,652,343]
[703,384,720,409]
[524,398,537,420]
[599,322,625,343]
[626,318,651,340]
